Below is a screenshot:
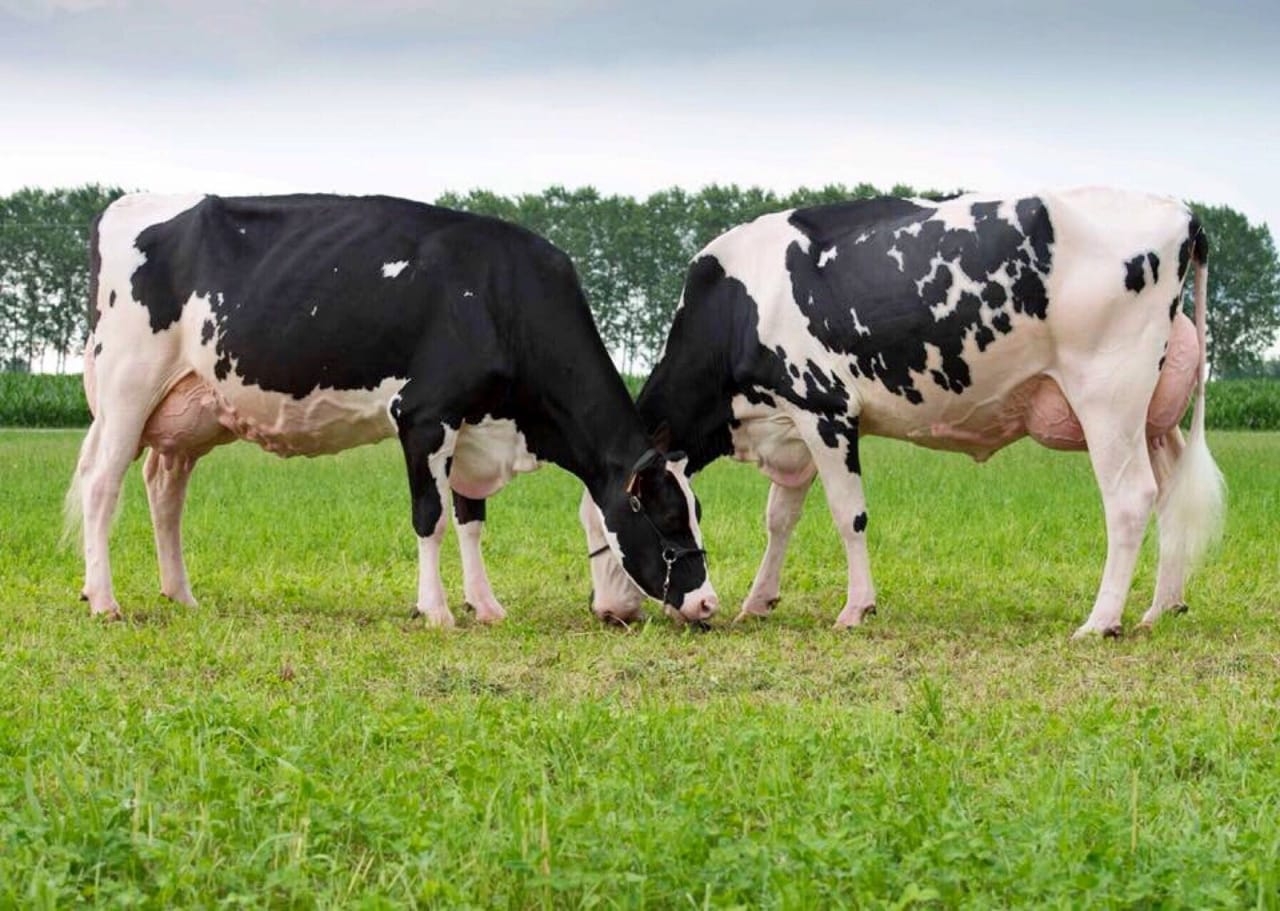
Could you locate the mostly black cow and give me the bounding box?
[67,193,716,625]
[590,187,1224,637]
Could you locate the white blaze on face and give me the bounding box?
[381,260,409,278]
[663,459,718,623]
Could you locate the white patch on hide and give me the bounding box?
[381,260,409,279]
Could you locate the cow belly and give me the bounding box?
[729,407,816,487]
[449,417,541,499]
[198,376,404,457]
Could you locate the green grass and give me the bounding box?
[1,430,1278,908]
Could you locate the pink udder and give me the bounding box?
[141,373,234,463]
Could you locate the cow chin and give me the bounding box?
[588,562,645,625]
[580,491,646,624]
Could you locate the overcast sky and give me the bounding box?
[1,0,1277,233]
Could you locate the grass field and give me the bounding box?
[1,430,1278,908]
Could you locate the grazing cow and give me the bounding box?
[590,187,1225,637]
[67,193,716,626]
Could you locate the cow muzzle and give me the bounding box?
[666,583,719,628]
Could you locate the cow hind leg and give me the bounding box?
[76,413,151,619]
[453,494,506,624]
[143,449,198,607]
[1066,382,1160,639]
[736,479,813,621]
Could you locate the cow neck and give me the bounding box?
[510,350,653,504]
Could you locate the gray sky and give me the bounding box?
[1,0,1278,234]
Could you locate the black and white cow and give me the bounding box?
[67,193,717,625]
[589,187,1225,638]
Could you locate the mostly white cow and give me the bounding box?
[67,193,716,625]
[589,187,1225,637]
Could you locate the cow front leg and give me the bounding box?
[143,449,198,607]
[803,423,876,628]
[398,418,458,627]
[453,493,506,624]
[736,479,812,621]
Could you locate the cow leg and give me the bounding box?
[397,415,459,627]
[142,449,198,607]
[453,493,506,624]
[1141,428,1190,627]
[801,425,876,628]
[77,414,148,619]
[736,479,813,621]
[1068,395,1159,639]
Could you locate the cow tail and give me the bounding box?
[61,422,97,550]
[1155,218,1225,578]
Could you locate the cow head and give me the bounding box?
[580,449,717,626]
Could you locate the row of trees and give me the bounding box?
[2,184,1277,376]
[0,185,124,372]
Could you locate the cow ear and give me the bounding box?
[625,448,661,497]
[650,421,672,454]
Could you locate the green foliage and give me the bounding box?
[0,372,88,427]
[1185,202,1280,377]
[0,184,126,371]
[1,430,1278,906]
[1204,379,1280,429]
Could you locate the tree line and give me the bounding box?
[2,184,1277,376]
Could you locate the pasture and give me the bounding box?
[1,429,1278,908]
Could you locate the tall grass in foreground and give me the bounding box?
[1,430,1277,907]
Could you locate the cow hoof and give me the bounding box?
[1171,602,1189,616]
[1071,623,1124,640]
[162,587,198,608]
[90,603,124,622]
[79,590,88,602]
[464,598,506,625]
[834,603,876,628]
[737,593,773,621]
[734,596,779,622]
[413,607,456,628]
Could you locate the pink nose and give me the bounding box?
[679,593,719,624]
